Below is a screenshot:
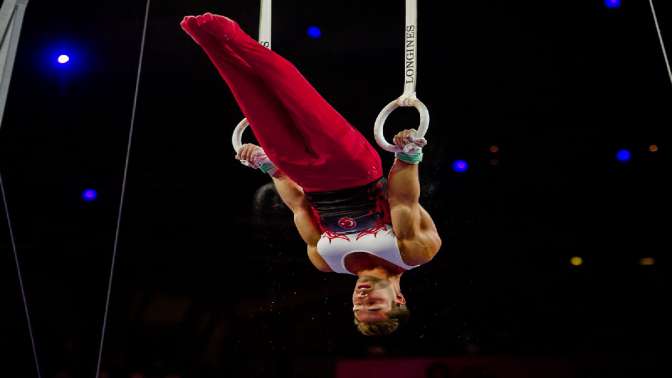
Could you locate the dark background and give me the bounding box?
[1,0,669,377]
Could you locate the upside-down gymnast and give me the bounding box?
[180,12,442,336]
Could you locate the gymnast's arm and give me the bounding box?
[387,146,442,265]
[269,171,333,272]
[236,143,331,271]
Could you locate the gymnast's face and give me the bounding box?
[352,276,400,322]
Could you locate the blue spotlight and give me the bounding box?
[82,189,98,202]
[49,48,77,70]
[604,0,621,9]
[452,160,469,173]
[57,54,70,64]
[307,26,322,39]
[616,149,631,163]
[44,44,84,77]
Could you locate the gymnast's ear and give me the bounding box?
[394,292,406,305]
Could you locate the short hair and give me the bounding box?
[354,303,410,336]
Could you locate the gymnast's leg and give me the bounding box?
[181,16,310,171]
[181,13,382,192]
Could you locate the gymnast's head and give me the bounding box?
[352,272,409,336]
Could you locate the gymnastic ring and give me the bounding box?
[374,95,430,153]
[232,117,257,167]
[232,117,249,153]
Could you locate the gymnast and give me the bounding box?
[180,12,441,336]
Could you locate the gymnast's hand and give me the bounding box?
[236,143,277,175]
[393,129,427,153]
[236,143,262,164]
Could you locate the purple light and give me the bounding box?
[82,189,98,202]
[57,54,70,64]
[604,0,621,9]
[452,160,469,173]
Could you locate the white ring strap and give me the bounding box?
[403,0,418,96]
[258,0,272,49]
[232,0,271,157]
[374,0,430,153]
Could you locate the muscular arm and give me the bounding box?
[387,158,442,265]
[237,144,330,271]
[270,171,332,272]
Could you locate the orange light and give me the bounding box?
[649,144,658,153]
[490,145,500,153]
[639,257,655,266]
[570,257,583,267]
